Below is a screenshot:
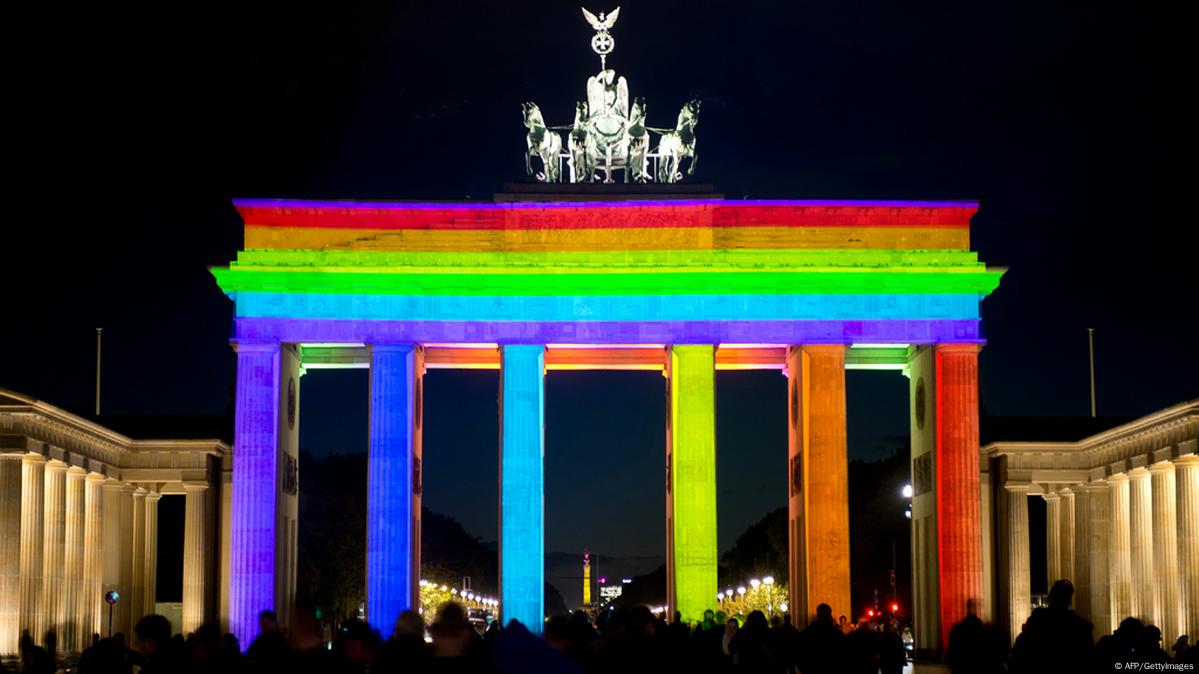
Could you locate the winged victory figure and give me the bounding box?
[581,6,620,32]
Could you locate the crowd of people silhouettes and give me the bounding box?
[8,579,1196,673]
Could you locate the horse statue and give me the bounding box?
[568,101,596,183]
[656,99,700,183]
[521,102,563,182]
[627,97,650,183]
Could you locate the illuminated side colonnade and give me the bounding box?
[213,196,1004,657]
[0,390,228,655]
[984,402,1199,647]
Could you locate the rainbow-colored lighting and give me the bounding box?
[214,197,1002,632]
[499,345,545,629]
[669,346,718,623]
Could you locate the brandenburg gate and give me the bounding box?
[211,194,1004,655]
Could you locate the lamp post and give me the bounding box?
[104,590,120,638]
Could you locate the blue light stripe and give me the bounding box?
[233,293,981,322]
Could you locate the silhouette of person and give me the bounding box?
[134,614,182,674]
[1139,625,1170,664]
[247,609,289,670]
[877,621,906,674]
[946,599,1006,674]
[728,610,782,672]
[798,604,847,674]
[1009,580,1093,674]
[845,619,880,674]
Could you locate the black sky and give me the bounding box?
[4,1,1185,560]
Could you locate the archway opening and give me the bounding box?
[544,370,664,615]
[846,369,912,624]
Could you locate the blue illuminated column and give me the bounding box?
[499,345,545,630]
[229,341,281,647]
[367,344,424,635]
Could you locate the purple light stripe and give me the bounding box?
[233,198,979,211]
[234,318,983,345]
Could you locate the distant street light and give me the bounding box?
[902,484,913,499]
[763,576,774,585]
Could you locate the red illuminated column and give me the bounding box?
[935,344,983,648]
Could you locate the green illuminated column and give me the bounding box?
[665,345,717,624]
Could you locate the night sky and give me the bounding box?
[4,1,1185,564]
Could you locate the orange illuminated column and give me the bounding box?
[908,343,983,657]
[786,345,850,625]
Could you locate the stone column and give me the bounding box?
[1128,468,1155,623]
[129,489,146,628]
[228,341,281,646]
[1176,456,1199,645]
[1044,492,1061,584]
[366,344,423,634]
[1086,481,1112,634]
[1005,484,1031,640]
[183,483,210,634]
[665,345,718,625]
[1149,462,1181,644]
[785,345,849,624]
[1108,474,1133,624]
[42,460,67,645]
[117,484,134,636]
[933,345,983,648]
[0,454,23,654]
[1059,489,1075,585]
[100,479,125,637]
[63,467,86,652]
[82,474,105,645]
[19,454,45,642]
[1071,487,1090,621]
[143,493,159,619]
[500,345,546,631]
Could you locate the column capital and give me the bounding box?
[1149,460,1177,475]
[1004,482,1032,493]
[85,471,107,484]
[1059,487,1075,496]
[935,343,982,356]
[66,465,87,477]
[133,487,148,498]
[1108,472,1129,484]
[367,342,417,354]
[1174,454,1199,468]
[182,481,210,493]
[798,344,846,355]
[145,491,162,502]
[232,339,281,354]
[45,459,69,473]
[1043,491,1061,502]
[21,453,47,466]
[1128,466,1151,479]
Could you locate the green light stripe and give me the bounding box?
[212,268,1003,296]
[233,248,982,270]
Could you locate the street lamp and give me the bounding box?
[902,484,913,499]
[763,576,774,585]
[104,590,120,638]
